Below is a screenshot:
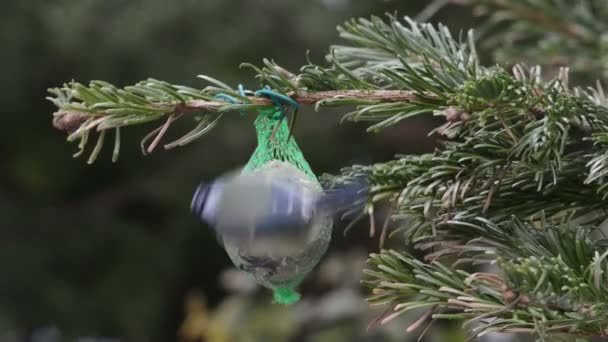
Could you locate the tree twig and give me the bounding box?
[52,90,421,132]
[452,0,590,41]
[415,0,450,22]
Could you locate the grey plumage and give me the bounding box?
[191,166,368,253]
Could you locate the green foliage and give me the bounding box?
[366,247,608,339]
[455,0,608,80]
[314,13,608,338]
[48,8,608,340]
[47,18,479,162]
[8,1,426,340]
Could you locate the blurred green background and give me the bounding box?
[0,1,479,341]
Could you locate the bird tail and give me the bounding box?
[316,176,369,218]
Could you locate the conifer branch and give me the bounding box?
[455,0,592,41]
[453,0,608,77]
[48,16,471,162]
[48,13,608,339]
[366,245,608,339]
[52,89,421,133]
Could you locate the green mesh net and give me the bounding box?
[243,109,316,181]
[273,287,301,305]
[242,109,319,305]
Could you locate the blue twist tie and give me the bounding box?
[214,86,298,120]
[214,91,246,116]
[214,93,239,104]
[255,86,299,120]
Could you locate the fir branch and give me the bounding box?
[322,62,608,241]
[49,79,421,162]
[48,14,608,339]
[460,0,593,41]
[452,0,608,78]
[366,248,608,338]
[49,17,479,162]
[331,15,478,77]
[51,88,421,132]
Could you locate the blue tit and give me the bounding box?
[191,168,367,255]
[191,170,320,251]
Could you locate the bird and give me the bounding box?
[190,165,368,255]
